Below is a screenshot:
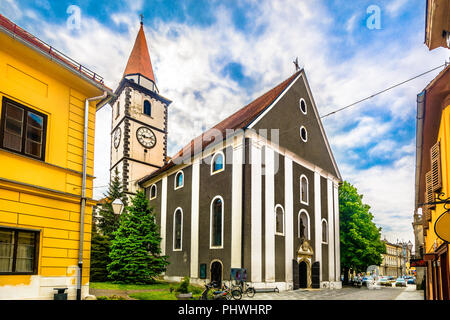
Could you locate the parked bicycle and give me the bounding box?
[231,280,255,298]
[199,281,242,300]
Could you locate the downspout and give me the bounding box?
[77,91,108,300]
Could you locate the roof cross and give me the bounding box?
[293,57,300,71]
[140,14,144,25]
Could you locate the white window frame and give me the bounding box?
[173,207,183,251]
[174,170,184,190]
[299,98,307,115]
[210,151,225,175]
[274,204,285,236]
[321,218,328,244]
[300,174,309,205]
[298,209,310,240]
[149,184,157,200]
[210,195,224,249]
[300,126,308,142]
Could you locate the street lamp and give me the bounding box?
[111,198,124,215]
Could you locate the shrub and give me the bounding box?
[176,277,191,294]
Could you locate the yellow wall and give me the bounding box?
[424,99,450,254]
[0,30,105,298]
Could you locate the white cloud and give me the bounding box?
[386,0,409,17]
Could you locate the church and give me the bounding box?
[110,21,342,290]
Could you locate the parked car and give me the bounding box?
[407,277,416,284]
[378,276,391,286]
[387,276,396,283]
[395,277,407,287]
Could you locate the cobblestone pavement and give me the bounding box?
[242,284,423,300]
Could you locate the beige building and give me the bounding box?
[380,240,407,277]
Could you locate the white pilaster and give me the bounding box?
[161,175,168,255]
[250,140,262,283]
[327,178,335,281]
[265,146,275,282]
[285,156,294,284]
[314,170,322,282]
[334,183,340,281]
[231,140,243,268]
[190,159,200,278]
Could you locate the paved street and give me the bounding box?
[243,284,423,300]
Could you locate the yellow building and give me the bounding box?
[415,0,450,300]
[0,15,113,299]
[380,241,403,277]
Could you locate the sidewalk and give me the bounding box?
[395,285,424,300]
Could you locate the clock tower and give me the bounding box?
[110,20,171,200]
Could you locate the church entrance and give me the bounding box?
[210,261,222,288]
[299,261,308,288]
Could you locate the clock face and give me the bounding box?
[136,126,156,149]
[113,127,121,149]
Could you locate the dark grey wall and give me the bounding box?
[148,179,163,229]
[198,146,233,282]
[252,74,338,179]
[274,152,285,282]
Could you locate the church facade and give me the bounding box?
[111,22,342,290]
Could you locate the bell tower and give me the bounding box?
[110,19,171,199]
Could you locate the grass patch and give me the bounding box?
[128,291,177,300]
[90,281,171,291]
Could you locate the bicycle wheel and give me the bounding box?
[231,289,242,300]
[246,287,255,298]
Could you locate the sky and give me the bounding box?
[2,0,449,245]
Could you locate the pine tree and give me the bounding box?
[97,167,127,240]
[107,190,169,284]
[89,222,111,282]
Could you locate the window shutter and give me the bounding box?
[430,141,442,192]
[425,170,435,211]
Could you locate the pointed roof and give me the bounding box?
[123,23,155,82]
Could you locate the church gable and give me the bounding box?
[249,72,341,180]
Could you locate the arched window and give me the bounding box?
[173,208,183,250]
[210,196,224,248]
[116,101,120,119]
[211,152,225,174]
[300,175,308,205]
[174,171,184,189]
[322,219,328,244]
[299,210,310,240]
[300,126,307,142]
[150,184,157,200]
[275,205,284,235]
[143,100,151,116]
[299,98,307,114]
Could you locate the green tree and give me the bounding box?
[107,190,169,284]
[90,168,126,282]
[339,181,386,283]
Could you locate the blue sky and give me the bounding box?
[2,0,449,244]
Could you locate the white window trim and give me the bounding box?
[174,170,184,190]
[173,207,183,251]
[300,174,309,205]
[210,151,225,176]
[300,126,308,143]
[298,209,310,240]
[274,204,285,236]
[150,184,157,200]
[299,98,307,115]
[321,218,328,244]
[210,195,224,249]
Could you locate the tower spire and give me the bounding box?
[123,20,155,83]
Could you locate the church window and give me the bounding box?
[150,184,157,199]
[173,208,183,251]
[300,126,307,142]
[211,152,225,174]
[174,171,184,189]
[299,210,310,240]
[116,101,120,119]
[300,175,308,205]
[210,196,224,248]
[299,98,307,114]
[275,205,284,235]
[322,219,328,244]
[143,100,151,116]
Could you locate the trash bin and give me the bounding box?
[53,288,68,300]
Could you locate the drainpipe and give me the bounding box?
[77,91,108,301]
